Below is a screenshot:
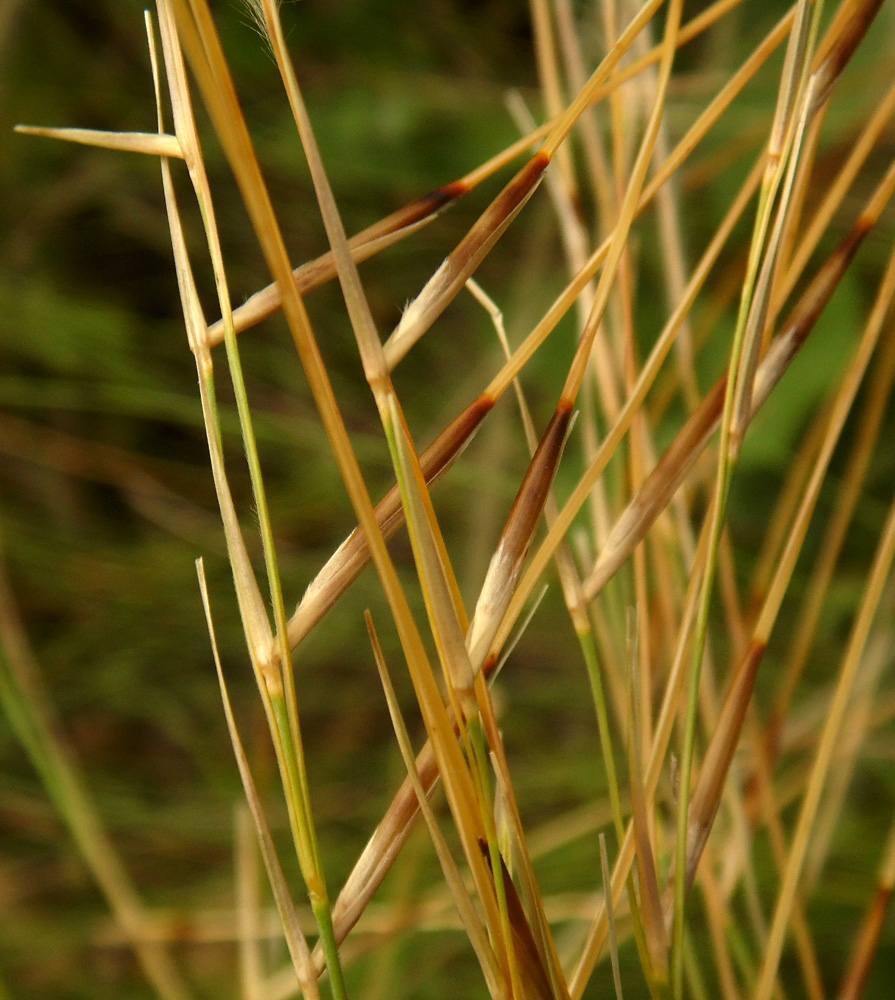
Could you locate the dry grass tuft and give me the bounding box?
[6,0,895,997]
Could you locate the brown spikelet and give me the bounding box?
[466,403,572,670]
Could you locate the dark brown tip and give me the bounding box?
[371,179,469,240]
[417,179,468,215]
[444,150,550,283]
[501,403,572,553]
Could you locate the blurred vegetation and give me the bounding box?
[2,1,895,998]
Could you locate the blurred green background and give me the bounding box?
[2,1,895,998]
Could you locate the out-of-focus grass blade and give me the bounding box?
[386,396,477,720]
[836,808,895,1000]
[0,523,193,1000]
[695,854,742,1000]
[600,833,626,1000]
[235,805,263,1000]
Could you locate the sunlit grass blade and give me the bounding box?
[385,395,478,719]
[254,0,476,715]
[465,402,573,671]
[156,0,294,691]
[157,4,349,993]
[197,558,320,1000]
[249,22,532,985]
[383,402,541,991]
[154,13,271,669]
[12,123,183,157]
